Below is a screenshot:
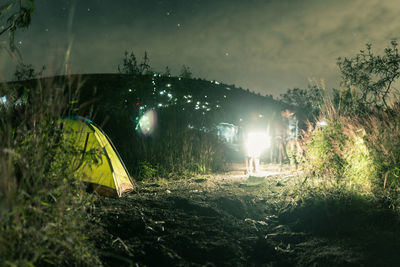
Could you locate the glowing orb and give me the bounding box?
[136,110,157,136]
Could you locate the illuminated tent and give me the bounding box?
[62,116,134,197]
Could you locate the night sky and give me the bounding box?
[1,0,399,96]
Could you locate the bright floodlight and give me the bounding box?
[137,110,156,136]
[245,131,270,158]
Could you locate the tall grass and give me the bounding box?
[0,78,100,265]
[303,94,400,208]
[115,105,228,180]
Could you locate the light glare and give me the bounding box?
[246,131,270,157]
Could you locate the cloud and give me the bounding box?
[1,0,400,95]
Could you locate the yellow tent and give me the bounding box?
[62,116,134,197]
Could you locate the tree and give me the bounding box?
[279,86,323,124]
[163,66,171,77]
[118,51,139,75]
[0,0,35,51]
[139,51,151,74]
[118,51,153,75]
[337,41,400,109]
[180,65,192,79]
[13,62,44,81]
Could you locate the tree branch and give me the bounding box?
[0,24,13,36]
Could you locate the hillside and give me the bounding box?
[2,74,285,176]
[75,74,282,124]
[3,73,283,128]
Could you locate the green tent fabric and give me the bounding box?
[62,116,134,197]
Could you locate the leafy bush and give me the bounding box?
[305,120,346,181]
[302,42,400,208]
[359,106,400,203]
[137,161,157,180]
[304,102,400,206]
[279,85,324,126]
[13,62,45,81]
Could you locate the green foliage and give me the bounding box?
[332,86,362,116]
[305,120,346,181]
[0,79,100,266]
[304,102,400,207]
[13,62,45,81]
[0,0,35,51]
[137,161,157,180]
[300,42,400,209]
[337,41,400,110]
[130,106,227,179]
[180,65,192,79]
[342,134,376,191]
[74,74,280,179]
[279,85,323,122]
[360,106,400,199]
[163,66,171,77]
[118,50,152,75]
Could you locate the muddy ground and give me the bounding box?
[91,165,400,266]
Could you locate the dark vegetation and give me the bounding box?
[2,2,400,265]
[0,77,100,265]
[6,69,283,178]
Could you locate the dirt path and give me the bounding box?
[91,165,400,266]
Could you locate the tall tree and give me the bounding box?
[0,0,35,51]
[279,86,323,124]
[337,41,400,109]
[13,62,45,81]
[180,65,192,79]
[139,51,151,74]
[118,51,153,75]
[118,51,139,75]
[163,66,171,77]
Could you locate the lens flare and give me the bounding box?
[136,109,157,136]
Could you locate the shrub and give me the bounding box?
[359,106,400,204]
[341,118,376,192]
[303,41,400,206]
[303,101,400,207]
[110,103,228,180]
[137,161,157,180]
[0,78,100,266]
[133,123,227,178]
[305,120,346,181]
